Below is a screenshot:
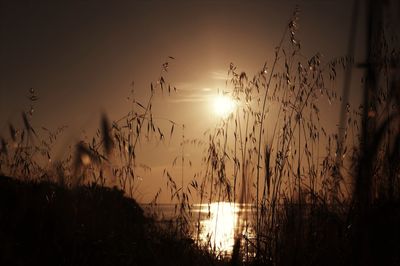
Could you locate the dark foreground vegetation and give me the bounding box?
[0,176,223,266]
[1,175,399,266]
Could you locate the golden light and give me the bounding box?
[200,202,237,254]
[196,202,256,257]
[213,94,236,118]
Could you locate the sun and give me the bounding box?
[213,94,236,118]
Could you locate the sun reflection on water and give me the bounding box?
[197,202,254,256]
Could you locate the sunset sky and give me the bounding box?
[1,0,367,202]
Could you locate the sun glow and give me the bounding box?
[213,95,236,118]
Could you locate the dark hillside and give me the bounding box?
[0,176,221,266]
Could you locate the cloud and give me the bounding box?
[166,86,215,103]
[166,81,218,103]
[168,93,213,103]
[173,82,198,92]
[210,71,228,81]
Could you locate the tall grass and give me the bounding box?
[0,58,177,195]
[189,6,345,261]
[185,2,400,265]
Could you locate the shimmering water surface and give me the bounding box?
[194,202,255,256]
[145,202,256,256]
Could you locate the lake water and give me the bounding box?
[143,202,256,257]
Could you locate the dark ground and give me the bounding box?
[1,175,400,266]
[0,176,223,266]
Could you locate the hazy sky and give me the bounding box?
[1,0,364,202]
